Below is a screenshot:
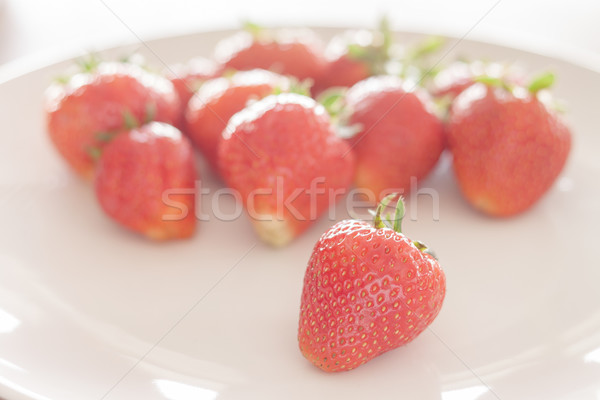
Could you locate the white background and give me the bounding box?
[0,0,599,66]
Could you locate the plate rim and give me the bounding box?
[1,24,599,85]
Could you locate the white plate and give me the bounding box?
[1,28,600,400]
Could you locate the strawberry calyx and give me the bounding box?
[397,35,446,84]
[474,70,555,95]
[52,54,102,85]
[473,75,513,91]
[316,87,362,139]
[527,71,555,93]
[122,109,139,130]
[372,193,405,232]
[272,78,312,97]
[86,106,150,162]
[404,35,445,64]
[77,53,103,73]
[94,131,117,143]
[317,87,347,118]
[86,146,103,161]
[345,17,392,75]
[370,194,435,257]
[242,20,267,41]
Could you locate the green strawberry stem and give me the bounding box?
[379,16,392,59]
[474,70,556,96]
[144,102,157,124]
[406,35,445,63]
[94,132,115,142]
[77,53,102,73]
[242,21,266,40]
[86,146,103,161]
[528,71,555,93]
[373,193,404,233]
[473,75,512,91]
[346,17,392,75]
[122,109,139,130]
[316,87,363,139]
[286,78,313,97]
[317,88,347,118]
[392,197,405,232]
[371,194,435,257]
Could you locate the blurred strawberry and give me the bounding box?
[214,23,327,82]
[166,57,220,127]
[430,60,525,100]
[312,20,392,95]
[45,60,180,179]
[95,122,197,240]
[344,75,445,198]
[218,93,355,246]
[185,69,290,172]
[446,73,571,216]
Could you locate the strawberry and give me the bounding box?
[185,69,290,172]
[446,73,571,216]
[218,93,355,246]
[94,122,197,240]
[344,75,445,198]
[298,195,446,372]
[430,60,524,100]
[166,57,220,127]
[214,24,326,82]
[312,21,392,96]
[45,61,180,179]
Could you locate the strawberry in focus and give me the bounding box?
[185,69,290,172]
[345,75,445,198]
[214,25,327,82]
[298,195,446,372]
[94,122,197,240]
[45,61,180,179]
[218,93,355,247]
[446,73,571,216]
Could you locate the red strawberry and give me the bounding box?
[446,74,571,216]
[185,69,290,172]
[214,26,326,82]
[345,75,445,198]
[431,60,524,100]
[312,23,391,96]
[45,61,180,179]
[95,122,197,240]
[166,57,220,127]
[298,195,446,372]
[218,93,355,246]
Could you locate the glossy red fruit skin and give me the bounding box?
[218,94,355,246]
[298,219,446,372]
[312,55,371,96]
[446,83,571,216]
[168,57,219,105]
[167,57,220,128]
[185,69,289,172]
[94,122,197,240]
[312,30,378,96]
[45,62,180,179]
[214,30,327,81]
[346,76,445,198]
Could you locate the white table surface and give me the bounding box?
[1,0,599,69]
